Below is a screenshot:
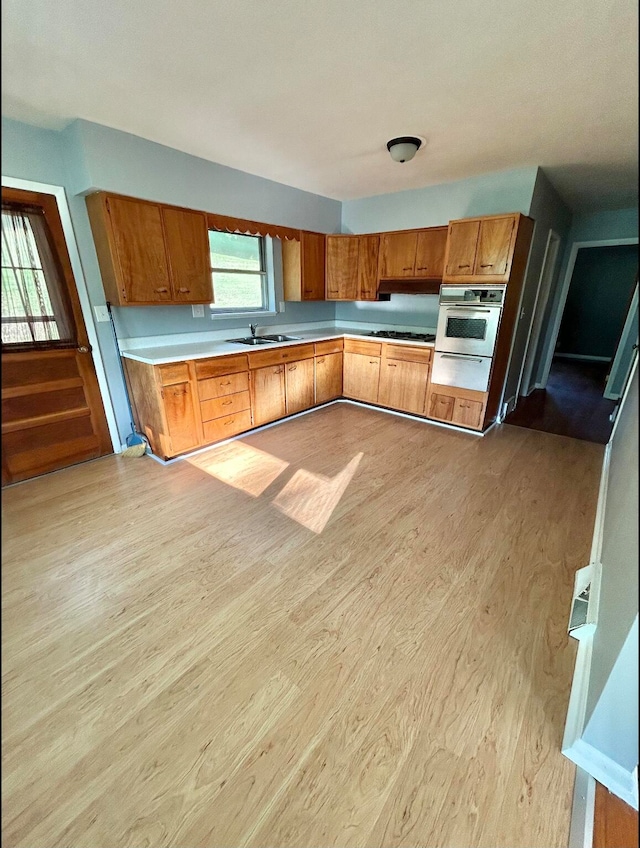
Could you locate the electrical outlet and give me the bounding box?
[192,304,205,318]
[93,305,110,323]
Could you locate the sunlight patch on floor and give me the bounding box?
[187,442,289,496]
[271,453,363,534]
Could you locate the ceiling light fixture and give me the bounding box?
[386,136,423,163]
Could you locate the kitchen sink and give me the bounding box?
[259,334,301,342]
[226,334,302,345]
[226,336,273,345]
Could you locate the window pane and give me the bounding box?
[212,272,264,309]
[209,231,262,271]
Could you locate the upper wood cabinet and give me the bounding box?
[86,192,212,306]
[282,231,326,301]
[378,228,447,278]
[326,236,359,300]
[326,235,380,301]
[443,214,520,283]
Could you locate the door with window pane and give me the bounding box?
[1,186,112,485]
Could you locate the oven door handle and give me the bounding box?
[440,354,486,363]
[444,307,493,313]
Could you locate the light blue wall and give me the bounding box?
[502,168,573,405]
[1,117,66,185]
[336,166,539,330]
[532,206,639,383]
[341,166,538,234]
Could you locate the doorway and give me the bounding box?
[1,186,113,484]
[505,242,638,443]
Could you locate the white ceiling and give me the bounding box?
[2,0,638,211]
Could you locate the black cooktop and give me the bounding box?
[367,330,436,342]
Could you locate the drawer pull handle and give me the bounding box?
[221,380,232,386]
[178,287,191,293]
[155,287,169,293]
[317,357,325,363]
[289,365,297,371]
[222,400,232,406]
[480,264,493,268]
[224,419,235,425]
[388,363,397,367]
[458,264,470,269]
[402,266,413,271]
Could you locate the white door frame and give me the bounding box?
[2,175,121,453]
[517,229,561,398]
[537,237,639,389]
[604,283,638,400]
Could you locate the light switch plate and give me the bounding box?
[93,305,110,323]
[192,305,205,318]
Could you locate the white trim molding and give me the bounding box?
[538,237,639,389]
[2,175,121,453]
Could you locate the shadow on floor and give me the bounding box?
[505,357,616,444]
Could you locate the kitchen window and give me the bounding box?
[209,230,274,314]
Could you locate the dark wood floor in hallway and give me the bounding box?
[2,404,604,847]
[505,357,617,444]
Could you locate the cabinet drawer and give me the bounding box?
[248,343,315,369]
[315,338,344,356]
[200,390,250,422]
[158,362,190,386]
[383,344,432,364]
[195,354,249,380]
[202,409,252,443]
[198,371,249,401]
[344,338,382,357]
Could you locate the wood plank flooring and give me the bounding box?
[1,403,604,847]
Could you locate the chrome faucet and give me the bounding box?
[250,323,257,338]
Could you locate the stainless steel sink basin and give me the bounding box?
[259,334,301,342]
[226,336,273,345]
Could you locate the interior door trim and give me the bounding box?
[2,175,121,452]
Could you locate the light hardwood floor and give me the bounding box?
[1,403,604,847]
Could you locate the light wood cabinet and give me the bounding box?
[443,214,519,283]
[426,383,487,430]
[326,235,380,301]
[315,352,343,403]
[123,358,203,459]
[285,358,315,414]
[343,339,382,403]
[86,192,212,306]
[251,365,286,426]
[378,344,431,415]
[326,236,359,300]
[282,231,326,301]
[378,228,447,278]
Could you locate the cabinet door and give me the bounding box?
[285,358,315,414]
[315,352,343,403]
[301,232,326,300]
[162,380,200,454]
[162,207,212,303]
[378,232,418,277]
[357,235,380,300]
[427,391,455,422]
[343,352,380,403]
[252,365,286,426]
[378,359,429,414]
[414,228,447,277]
[326,236,359,299]
[107,196,172,303]
[474,217,515,277]
[445,220,480,277]
[453,397,484,429]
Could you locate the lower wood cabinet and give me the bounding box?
[426,383,487,430]
[343,352,381,403]
[378,345,431,414]
[285,358,315,414]
[315,352,343,403]
[251,365,286,426]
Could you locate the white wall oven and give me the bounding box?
[432,285,506,392]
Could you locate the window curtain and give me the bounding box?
[1,202,75,348]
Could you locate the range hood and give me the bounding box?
[377,278,442,297]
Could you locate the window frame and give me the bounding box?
[208,231,277,317]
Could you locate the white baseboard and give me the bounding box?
[564,739,639,810]
[569,767,596,848]
[554,353,612,362]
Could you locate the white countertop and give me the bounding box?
[120,325,436,365]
